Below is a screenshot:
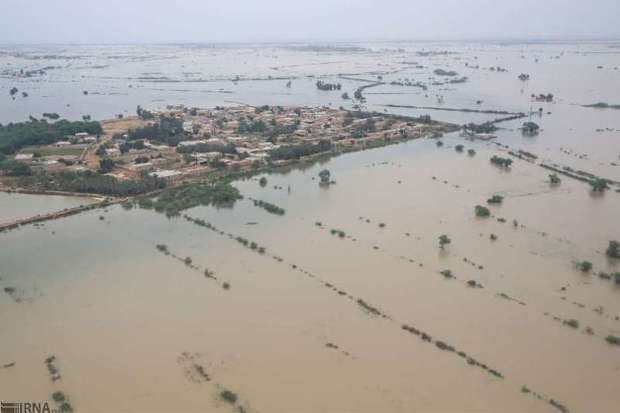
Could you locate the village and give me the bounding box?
[1,105,456,192]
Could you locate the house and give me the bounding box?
[149,170,182,184]
[15,153,34,161]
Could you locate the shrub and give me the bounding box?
[220,390,238,404]
[438,234,451,248]
[487,195,504,204]
[455,144,464,152]
[440,269,453,279]
[606,241,620,259]
[577,261,592,273]
[563,319,579,329]
[490,156,512,168]
[549,174,561,185]
[606,335,620,346]
[475,205,491,217]
[590,178,609,193]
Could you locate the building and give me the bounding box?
[149,170,182,184]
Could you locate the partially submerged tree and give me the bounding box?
[439,234,451,249]
[590,178,609,193]
[549,173,561,185]
[577,261,593,273]
[606,241,620,259]
[475,205,491,218]
[319,169,331,184]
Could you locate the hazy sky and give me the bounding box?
[2,0,619,44]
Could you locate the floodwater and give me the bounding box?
[1,42,620,412]
[0,192,96,224]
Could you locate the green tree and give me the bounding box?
[439,234,451,249]
[606,241,620,259]
[319,169,331,184]
[590,178,609,193]
[475,205,491,217]
[549,174,561,185]
[98,158,115,173]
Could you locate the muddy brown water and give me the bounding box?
[1,41,620,412]
[1,135,619,412]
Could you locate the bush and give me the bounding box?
[438,234,451,248]
[440,269,453,279]
[590,178,609,193]
[475,205,491,217]
[563,319,579,329]
[606,335,620,346]
[0,159,32,176]
[220,390,238,404]
[606,241,620,259]
[487,195,504,204]
[577,261,592,273]
[490,156,512,168]
[549,174,561,185]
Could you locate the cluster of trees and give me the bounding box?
[136,105,156,120]
[145,182,242,216]
[236,116,300,141]
[0,119,102,154]
[124,116,184,146]
[316,81,342,91]
[237,117,267,134]
[434,69,458,76]
[319,169,331,184]
[0,158,32,176]
[475,205,491,217]
[590,178,609,193]
[607,241,620,259]
[351,118,377,139]
[490,156,513,168]
[464,122,497,134]
[252,199,285,215]
[439,234,451,249]
[549,173,562,185]
[522,121,540,135]
[19,170,165,196]
[269,140,332,161]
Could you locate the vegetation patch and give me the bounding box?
[250,198,285,215]
[490,155,513,168]
[143,182,242,216]
[220,390,238,404]
[475,205,491,218]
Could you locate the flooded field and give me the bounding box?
[0,192,97,224]
[1,41,620,412]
